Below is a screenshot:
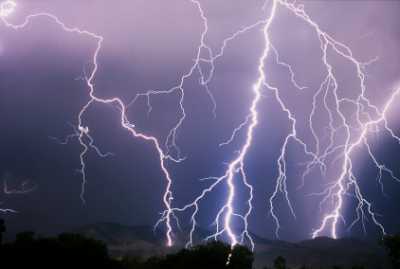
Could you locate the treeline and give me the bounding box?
[0,230,253,269]
[0,219,399,269]
[265,235,400,269]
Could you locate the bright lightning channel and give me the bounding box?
[2,0,400,250]
[274,0,400,238]
[0,0,181,247]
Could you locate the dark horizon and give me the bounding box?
[1,219,390,245]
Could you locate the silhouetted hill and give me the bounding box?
[255,236,389,269]
[74,222,168,257]
[75,223,159,244]
[74,222,390,268]
[74,222,210,258]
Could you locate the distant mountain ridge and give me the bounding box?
[254,236,389,269]
[74,222,160,244]
[74,222,390,269]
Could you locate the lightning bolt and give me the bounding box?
[0,178,35,213]
[2,0,400,251]
[156,0,282,252]
[311,86,400,238]
[0,0,182,246]
[274,0,399,238]
[215,0,278,248]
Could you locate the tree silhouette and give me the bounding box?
[15,230,35,244]
[153,241,253,269]
[273,256,287,269]
[0,233,254,269]
[383,234,400,269]
[0,218,5,245]
[0,231,120,269]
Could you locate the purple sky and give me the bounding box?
[1,0,400,243]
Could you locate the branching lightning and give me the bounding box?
[2,0,400,252]
[0,0,181,247]
[0,178,35,213]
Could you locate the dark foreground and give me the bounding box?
[1,220,399,269]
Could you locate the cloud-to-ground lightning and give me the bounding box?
[0,0,182,246]
[155,1,279,251]
[274,0,400,239]
[2,0,400,252]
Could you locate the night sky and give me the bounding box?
[1,0,400,243]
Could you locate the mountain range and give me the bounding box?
[74,222,390,269]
